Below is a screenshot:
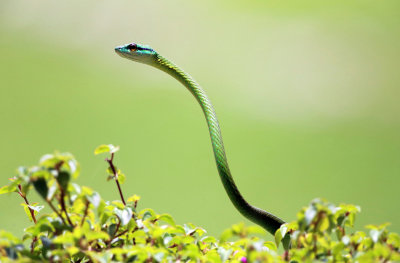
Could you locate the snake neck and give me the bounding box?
[149,54,285,235]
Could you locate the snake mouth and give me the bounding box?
[114,46,125,54]
[114,47,133,60]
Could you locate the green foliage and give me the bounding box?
[1,146,399,262]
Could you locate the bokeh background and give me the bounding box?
[1,0,399,238]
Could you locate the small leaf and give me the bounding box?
[29,204,44,213]
[108,224,118,236]
[87,192,101,208]
[85,230,109,242]
[201,236,217,243]
[117,173,126,184]
[264,241,277,251]
[305,206,317,225]
[94,144,120,155]
[21,204,34,222]
[115,207,133,226]
[127,194,140,203]
[47,185,57,201]
[220,229,233,242]
[274,228,283,248]
[158,214,175,226]
[370,229,381,243]
[56,171,70,190]
[316,214,330,232]
[0,185,17,195]
[32,177,48,199]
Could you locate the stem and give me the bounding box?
[18,185,38,254]
[106,153,126,205]
[60,189,74,227]
[18,186,37,224]
[46,200,67,225]
[80,199,90,227]
[30,237,38,254]
[114,229,128,239]
[107,218,121,248]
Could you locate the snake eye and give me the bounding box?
[126,43,137,51]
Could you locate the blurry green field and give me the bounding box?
[0,0,399,239]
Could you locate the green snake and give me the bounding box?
[115,42,285,235]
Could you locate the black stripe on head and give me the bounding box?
[137,46,154,52]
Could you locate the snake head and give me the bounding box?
[115,43,157,64]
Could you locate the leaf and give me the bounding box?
[117,173,125,184]
[220,229,233,242]
[56,171,70,190]
[47,185,57,201]
[305,206,317,225]
[274,228,283,248]
[114,207,133,226]
[108,224,118,236]
[0,184,17,195]
[201,236,217,243]
[94,144,120,155]
[21,203,35,222]
[158,214,175,226]
[282,233,291,251]
[127,194,140,203]
[29,204,44,213]
[32,177,48,200]
[316,214,330,232]
[87,192,101,208]
[85,230,109,242]
[217,247,232,262]
[264,241,277,251]
[370,229,381,243]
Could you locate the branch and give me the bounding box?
[80,199,90,227]
[106,153,126,205]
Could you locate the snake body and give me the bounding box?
[115,43,285,235]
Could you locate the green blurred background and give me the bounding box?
[0,0,399,239]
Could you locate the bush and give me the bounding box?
[0,145,399,262]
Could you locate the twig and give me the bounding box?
[60,189,74,227]
[30,237,38,254]
[18,185,37,224]
[46,200,67,225]
[106,153,126,205]
[114,229,129,239]
[80,199,90,227]
[107,217,121,248]
[18,184,38,253]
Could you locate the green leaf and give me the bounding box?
[94,144,120,155]
[274,227,284,248]
[305,206,317,225]
[21,203,39,222]
[47,185,57,201]
[108,224,118,236]
[127,194,140,203]
[114,207,133,226]
[158,214,175,226]
[85,230,109,242]
[32,177,48,199]
[56,171,70,190]
[87,192,101,208]
[316,214,330,232]
[220,229,233,242]
[217,247,232,262]
[0,184,17,195]
[201,236,217,243]
[117,173,125,184]
[264,241,277,251]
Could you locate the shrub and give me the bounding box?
[0,145,399,262]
